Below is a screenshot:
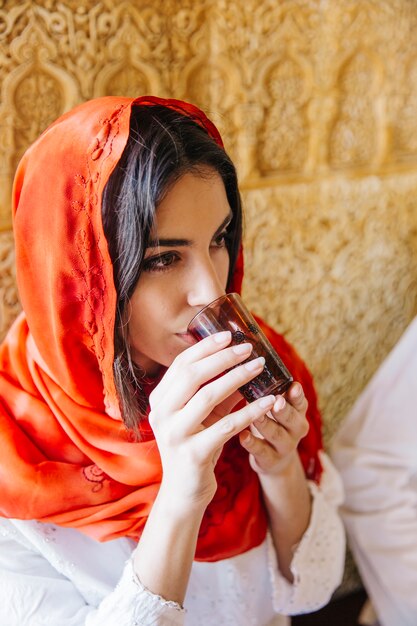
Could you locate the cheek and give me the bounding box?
[217,251,231,288]
[128,280,176,337]
[126,286,153,338]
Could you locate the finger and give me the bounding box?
[239,430,278,472]
[179,356,266,432]
[246,422,298,471]
[202,390,243,427]
[194,394,275,450]
[269,393,309,440]
[180,330,233,364]
[285,382,308,414]
[174,330,232,366]
[151,331,247,406]
[153,341,254,413]
[256,384,307,441]
[153,331,231,398]
[251,413,292,453]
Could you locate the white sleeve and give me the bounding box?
[0,528,185,626]
[88,560,186,626]
[266,451,346,615]
[331,317,417,626]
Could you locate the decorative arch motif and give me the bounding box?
[259,55,311,175]
[0,232,20,339]
[93,5,164,98]
[329,49,383,169]
[391,55,417,160]
[0,18,78,226]
[184,59,241,159]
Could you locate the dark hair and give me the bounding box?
[102,104,242,434]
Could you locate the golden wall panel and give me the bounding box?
[1,0,416,451]
[0,231,20,336]
[242,172,417,445]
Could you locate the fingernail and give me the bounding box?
[292,383,302,397]
[232,342,252,355]
[213,331,231,343]
[245,356,265,371]
[259,394,275,408]
[274,396,285,411]
[241,432,251,444]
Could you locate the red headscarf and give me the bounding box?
[0,96,322,562]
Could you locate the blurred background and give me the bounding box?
[1,0,417,621]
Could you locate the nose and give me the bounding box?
[187,257,226,309]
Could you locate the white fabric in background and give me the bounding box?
[332,316,417,626]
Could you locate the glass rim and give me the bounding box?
[187,292,240,331]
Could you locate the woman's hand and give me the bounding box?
[148,330,275,511]
[135,331,274,604]
[238,382,312,581]
[239,382,309,477]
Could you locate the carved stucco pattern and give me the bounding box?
[329,51,381,169]
[213,0,317,178]
[1,0,417,594]
[242,171,417,446]
[391,56,417,159]
[13,69,64,170]
[259,56,310,174]
[0,232,20,342]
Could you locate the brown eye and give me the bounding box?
[143,252,179,272]
[212,231,229,248]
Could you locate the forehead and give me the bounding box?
[154,170,231,235]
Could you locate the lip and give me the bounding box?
[176,332,198,346]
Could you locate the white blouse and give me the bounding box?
[0,452,344,626]
[332,317,417,626]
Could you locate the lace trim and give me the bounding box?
[131,570,186,613]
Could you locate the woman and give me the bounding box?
[0,96,344,625]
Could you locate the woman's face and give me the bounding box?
[127,168,233,376]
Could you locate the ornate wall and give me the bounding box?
[1,1,417,446]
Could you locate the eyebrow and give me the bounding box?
[147,211,233,248]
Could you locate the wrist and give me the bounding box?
[259,452,311,516]
[156,479,211,521]
[134,480,206,605]
[258,450,300,482]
